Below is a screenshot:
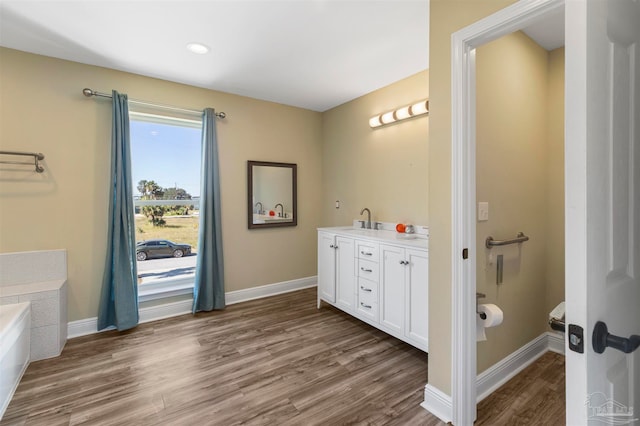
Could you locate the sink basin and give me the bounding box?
[396,233,418,240]
[342,228,381,236]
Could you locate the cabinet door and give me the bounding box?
[317,232,336,304]
[404,249,429,351]
[335,236,355,312]
[380,244,405,335]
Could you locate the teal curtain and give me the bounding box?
[193,108,225,312]
[98,90,139,331]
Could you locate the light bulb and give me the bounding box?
[410,100,429,116]
[381,111,396,124]
[395,106,411,120]
[369,115,383,128]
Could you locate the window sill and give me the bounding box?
[138,275,194,303]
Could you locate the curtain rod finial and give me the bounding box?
[82,88,94,97]
[216,112,226,119]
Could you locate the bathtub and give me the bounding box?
[0,302,30,420]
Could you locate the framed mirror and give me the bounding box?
[248,160,297,229]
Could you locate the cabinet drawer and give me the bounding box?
[358,277,378,298]
[357,241,379,261]
[357,278,378,321]
[358,259,379,282]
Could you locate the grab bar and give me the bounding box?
[0,150,45,173]
[485,232,529,249]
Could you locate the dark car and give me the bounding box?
[136,239,191,261]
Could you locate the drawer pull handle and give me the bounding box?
[360,302,372,309]
[360,286,372,292]
[360,267,373,273]
[361,251,373,256]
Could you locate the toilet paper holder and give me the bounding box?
[476,292,487,319]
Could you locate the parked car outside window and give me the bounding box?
[136,239,192,261]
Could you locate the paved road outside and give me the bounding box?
[136,254,197,283]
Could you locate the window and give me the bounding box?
[129,110,202,302]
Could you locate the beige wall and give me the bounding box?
[321,71,429,227]
[0,47,323,322]
[428,0,515,395]
[546,48,565,318]
[475,33,565,373]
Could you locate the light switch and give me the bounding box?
[478,202,489,221]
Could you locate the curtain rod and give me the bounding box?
[82,88,226,119]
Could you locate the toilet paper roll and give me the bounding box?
[476,304,504,342]
[478,303,504,328]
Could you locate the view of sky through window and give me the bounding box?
[130,120,202,197]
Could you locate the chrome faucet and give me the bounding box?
[275,203,284,217]
[255,201,263,214]
[360,207,372,229]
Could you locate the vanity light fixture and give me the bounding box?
[369,99,429,128]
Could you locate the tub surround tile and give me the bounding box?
[0,250,67,287]
[30,324,59,361]
[0,283,62,299]
[27,298,59,328]
[0,250,67,361]
[0,295,19,305]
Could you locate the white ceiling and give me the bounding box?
[0,1,565,112]
[0,0,430,112]
[522,7,565,51]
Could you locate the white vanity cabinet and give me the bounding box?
[317,232,355,312]
[317,227,429,353]
[380,244,429,351]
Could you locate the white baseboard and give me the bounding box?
[421,383,453,424]
[546,331,565,355]
[226,276,317,305]
[421,332,566,421]
[67,317,112,338]
[67,276,317,339]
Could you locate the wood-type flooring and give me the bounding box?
[2,288,565,425]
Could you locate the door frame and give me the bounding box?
[450,0,565,423]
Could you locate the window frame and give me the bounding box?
[129,109,203,302]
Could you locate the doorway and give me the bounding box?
[449,0,566,424]
[450,0,640,424]
[474,24,566,406]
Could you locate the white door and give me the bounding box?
[404,248,429,351]
[335,236,355,312]
[380,244,405,335]
[317,232,336,305]
[565,0,640,424]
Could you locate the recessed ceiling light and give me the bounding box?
[186,43,209,54]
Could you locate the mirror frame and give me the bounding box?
[247,160,297,229]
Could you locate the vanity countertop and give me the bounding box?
[318,226,428,250]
